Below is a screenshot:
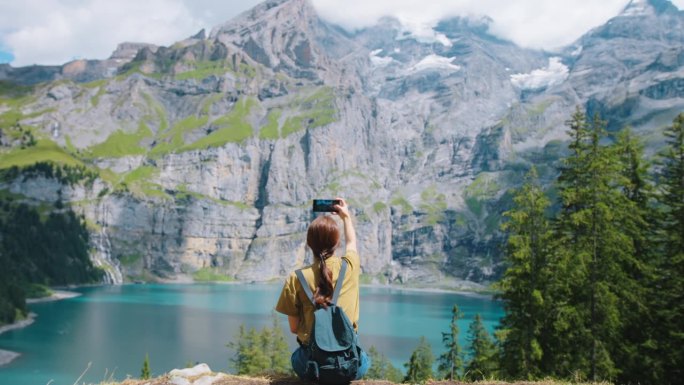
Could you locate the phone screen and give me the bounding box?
[313,199,340,212]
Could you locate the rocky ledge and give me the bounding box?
[0,349,20,367]
[100,363,611,385]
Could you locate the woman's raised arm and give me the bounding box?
[333,198,357,254]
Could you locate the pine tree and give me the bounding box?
[616,129,652,210]
[404,336,434,384]
[654,113,684,385]
[658,112,684,263]
[367,346,383,379]
[497,167,552,380]
[266,316,291,375]
[367,346,404,382]
[228,324,248,374]
[228,325,269,375]
[612,128,659,384]
[243,327,270,375]
[140,353,151,380]
[464,314,497,381]
[258,324,273,372]
[547,110,595,378]
[552,110,642,381]
[437,305,463,380]
[228,319,290,376]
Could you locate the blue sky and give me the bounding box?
[0,0,682,67]
[0,50,13,64]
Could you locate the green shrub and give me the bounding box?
[259,109,282,140]
[87,122,152,158]
[192,267,232,282]
[181,98,256,151]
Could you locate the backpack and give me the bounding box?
[295,260,360,384]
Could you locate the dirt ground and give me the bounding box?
[112,375,392,385]
[110,374,601,385]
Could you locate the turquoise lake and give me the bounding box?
[0,284,503,385]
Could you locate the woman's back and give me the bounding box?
[276,250,360,345]
[274,198,370,381]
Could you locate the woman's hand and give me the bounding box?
[332,198,350,219]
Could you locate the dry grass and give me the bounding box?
[428,381,612,385]
[92,372,612,385]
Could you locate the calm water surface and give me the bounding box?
[0,284,503,385]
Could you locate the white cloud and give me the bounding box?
[395,18,452,47]
[0,0,261,66]
[1,0,683,66]
[312,0,684,50]
[510,57,569,90]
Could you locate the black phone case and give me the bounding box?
[313,199,339,212]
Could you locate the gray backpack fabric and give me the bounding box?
[295,260,360,384]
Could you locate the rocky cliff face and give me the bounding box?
[0,0,682,288]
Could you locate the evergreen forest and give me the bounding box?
[495,110,683,385]
[0,164,103,325]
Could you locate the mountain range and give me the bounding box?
[0,0,682,288]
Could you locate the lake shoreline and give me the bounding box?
[26,289,81,304]
[122,276,499,300]
[156,266,496,296]
[0,290,81,367]
[367,284,496,298]
[0,313,35,367]
[158,273,496,297]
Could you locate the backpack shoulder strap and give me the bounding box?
[331,260,348,305]
[296,260,349,306]
[295,268,315,306]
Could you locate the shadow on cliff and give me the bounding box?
[102,193,194,281]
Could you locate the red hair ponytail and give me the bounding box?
[306,215,340,308]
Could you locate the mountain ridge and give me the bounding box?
[0,0,682,287]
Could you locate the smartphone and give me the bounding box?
[313,199,341,212]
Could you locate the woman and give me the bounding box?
[275,198,370,380]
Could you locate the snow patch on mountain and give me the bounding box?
[570,45,583,57]
[369,49,395,67]
[510,57,569,90]
[406,54,460,74]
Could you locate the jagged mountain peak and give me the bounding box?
[190,28,206,40]
[209,0,317,39]
[562,0,684,131]
[577,0,683,44]
[206,0,338,79]
[109,42,159,60]
[620,0,680,16]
